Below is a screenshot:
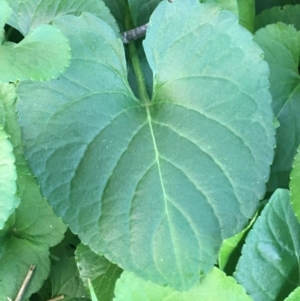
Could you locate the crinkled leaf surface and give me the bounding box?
[290,145,300,222]
[254,23,300,191]
[237,0,255,32]
[76,243,123,301]
[235,189,300,301]
[0,24,71,82]
[255,5,300,31]
[17,0,275,290]
[255,0,300,15]
[285,287,300,301]
[50,256,90,301]
[0,173,67,300]
[114,268,252,301]
[5,0,118,36]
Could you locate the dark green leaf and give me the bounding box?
[255,5,300,31]
[235,189,300,301]
[51,256,90,301]
[254,23,300,191]
[5,0,118,36]
[17,1,275,290]
[102,0,126,31]
[114,268,253,301]
[237,0,255,32]
[255,0,300,15]
[75,243,123,301]
[285,287,300,301]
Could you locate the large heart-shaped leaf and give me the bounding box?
[17,0,275,290]
[114,268,252,301]
[235,189,300,301]
[254,23,300,191]
[5,0,118,36]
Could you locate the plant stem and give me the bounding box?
[125,4,150,104]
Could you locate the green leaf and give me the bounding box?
[254,23,300,191]
[0,128,18,229]
[114,268,253,301]
[128,0,162,26]
[255,0,300,15]
[290,145,300,222]
[0,24,71,82]
[87,279,99,301]
[235,189,300,301]
[0,0,12,43]
[17,0,275,290]
[218,212,257,272]
[237,0,255,32]
[285,287,300,301]
[0,173,67,300]
[255,5,300,31]
[201,0,239,17]
[50,256,90,301]
[0,83,20,229]
[5,0,118,36]
[76,243,123,301]
[102,0,126,31]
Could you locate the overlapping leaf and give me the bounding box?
[114,268,252,301]
[290,145,300,222]
[0,0,11,43]
[255,0,300,15]
[255,5,300,31]
[235,189,300,301]
[254,23,300,191]
[5,0,118,36]
[76,243,123,301]
[285,288,300,301]
[17,0,274,290]
[237,0,255,32]
[102,0,126,30]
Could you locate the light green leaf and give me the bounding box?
[0,173,67,300]
[50,256,90,301]
[0,128,18,229]
[235,189,300,301]
[76,243,123,301]
[0,0,12,43]
[5,0,118,36]
[237,0,255,32]
[255,5,300,31]
[254,23,300,191]
[285,287,300,301]
[0,24,71,82]
[290,146,300,222]
[114,268,253,301]
[17,0,275,290]
[218,212,257,272]
[201,0,239,17]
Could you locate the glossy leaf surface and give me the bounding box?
[17,0,275,290]
[235,189,300,301]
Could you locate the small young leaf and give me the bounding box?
[5,0,118,36]
[290,145,300,222]
[254,23,300,191]
[255,5,300,31]
[0,24,71,82]
[17,0,275,290]
[76,243,123,301]
[235,189,300,301]
[114,268,253,301]
[50,256,90,301]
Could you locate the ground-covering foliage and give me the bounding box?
[1,0,300,300]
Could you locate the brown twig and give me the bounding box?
[14,264,36,301]
[47,295,64,301]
